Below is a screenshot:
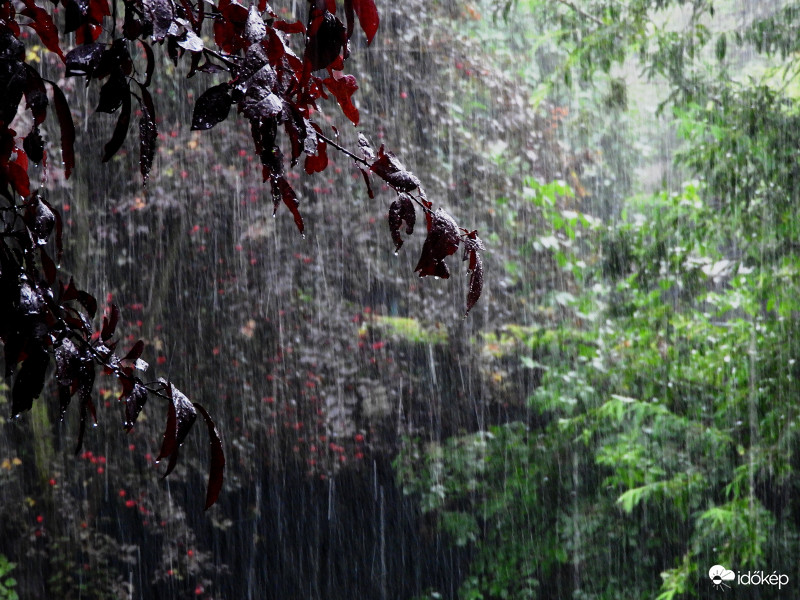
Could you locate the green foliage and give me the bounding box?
[399,3,800,597]
[0,555,18,600]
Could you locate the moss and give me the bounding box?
[370,316,448,344]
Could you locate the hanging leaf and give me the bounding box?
[48,81,76,179]
[370,145,420,192]
[20,0,65,61]
[195,403,225,510]
[65,43,105,78]
[344,0,379,44]
[414,209,460,278]
[102,88,131,162]
[323,73,359,126]
[191,83,232,130]
[23,125,44,165]
[101,303,120,341]
[96,70,128,113]
[121,378,148,432]
[387,193,415,251]
[23,193,55,246]
[156,380,197,477]
[271,175,304,234]
[138,86,157,183]
[305,10,346,71]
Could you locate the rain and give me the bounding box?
[1,0,799,598]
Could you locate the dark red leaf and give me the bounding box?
[273,19,305,34]
[23,125,44,165]
[387,193,416,251]
[323,72,359,125]
[303,123,327,174]
[23,193,55,246]
[357,165,375,198]
[304,10,346,71]
[138,86,157,183]
[122,379,148,432]
[352,0,379,44]
[465,249,483,316]
[96,70,128,113]
[39,196,62,261]
[142,0,174,42]
[191,83,232,130]
[123,339,145,362]
[101,303,119,341]
[140,40,155,87]
[370,145,420,192]
[48,81,76,179]
[5,160,30,197]
[88,0,111,23]
[22,65,48,125]
[414,208,460,278]
[157,381,197,476]
[194,403,225,510]
[21,0,65,61]
[271,176,304,234]
[76,22,103,44]
[65,43,105,78]
[102,88,131,162]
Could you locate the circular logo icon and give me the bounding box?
[709,565,735,590]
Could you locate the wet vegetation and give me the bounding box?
[2,0,800,598]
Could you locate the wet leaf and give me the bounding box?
[65,43,104,78]
[195,403,225,510]
[465,249,483,316]
[344,0,378,44]
[23,193,55,246]
[23,125,44,165]
[122,339,145,362]
[23,65,48,126]
[323,73,359,125]
[245,5,266,42]
[177,30,204,52]
[121,378,148,432]
[387,193,415,251]
[21,0,65,61]
[191,84,232,130]
[271,176,304,234]
[414,209,460,278]
[138,86,157,183]
[101,88,131,162]
[140,40,155,87]
[305,10,346,71]
[101,303,119,341]
[157,380,197,477]
[370,145,420,192]
[142,0,175,41]
[96,69,128,113]
[49,81,76,179]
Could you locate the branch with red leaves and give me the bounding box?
[0,0,484,509]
